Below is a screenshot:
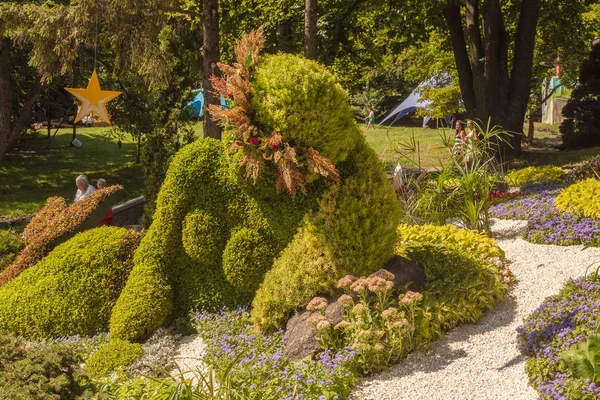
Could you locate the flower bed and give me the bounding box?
[489,184,600,246]
[517,277,600,400]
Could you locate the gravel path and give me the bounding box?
[350,219,600,400]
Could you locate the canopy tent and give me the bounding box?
[379,83,433,127]
[184,89,227,118]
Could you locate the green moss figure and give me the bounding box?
[85,339,143,379]
[0,227,141,338]
[110,54,400,339]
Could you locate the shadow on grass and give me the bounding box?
[0,130,144,216]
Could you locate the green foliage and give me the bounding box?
[349,82,385,119]
[85,339,143,380]
[506,166,566,187]
[0,227,141,338]
[567,155,600,182]
[111,53,400,340]
[0,230,24,272]
[222,228,275,298]
[555,178,600,219]
[397,224,506,260]
[561,334,600,383]
[193,308,357,399]
[0,332,90,400]
[251,53,360,166]
[560,42,600,148]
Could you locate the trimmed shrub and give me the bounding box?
[0,230,24,272]
[110,51,399,339]
[555,178,600,219]
[0,227,142,338]
[0,185,125,287]
[0,332,89,400]
[505,166,566,187]
[85,339,143,379]
[397,224,506,261]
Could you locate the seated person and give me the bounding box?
[97,178,114,226]
[74,175,96,202]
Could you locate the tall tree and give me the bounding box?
[304,0,317,59]
[203,0,222,139]
[443,0,541,155]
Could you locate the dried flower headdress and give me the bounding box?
[208,28,340,198]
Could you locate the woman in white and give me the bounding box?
[465,120,478,162]
[74,175,96,202]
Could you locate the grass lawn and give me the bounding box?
[0,126,145,216]
[362,125,452,169]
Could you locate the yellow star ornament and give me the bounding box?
[65,70,121,125]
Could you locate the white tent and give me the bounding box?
[379,83,433,127]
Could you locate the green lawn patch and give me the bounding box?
[0,127,144,216]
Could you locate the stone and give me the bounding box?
[284,300,346,360]
[284,311,320,360]
[324,301,345,327]
[383,255,425,291]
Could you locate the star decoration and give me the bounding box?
[65,70,121,125]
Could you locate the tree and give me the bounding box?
[442,0,541,156]
[203,0,222,139]
[560,40,600,148]
[304,0,317,59]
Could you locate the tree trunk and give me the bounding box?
[527,112,535,144]
[202,0,222,140]
[0,38,14,158]
[278,17,294,53]
[304,0,317,59]
[443,0,540,158]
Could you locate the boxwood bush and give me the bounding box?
[555,178,600,219]
[0,227,142,338]
[110,52,399,340]
[0,230,24,272]
[85,339,143,379]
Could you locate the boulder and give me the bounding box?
[284,300,346,360]
[383,255,425,291]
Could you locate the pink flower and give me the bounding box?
[306,296,328,312]
[350,278,369,294]
[336,275,357,289]
[367,276,394,293]
[369,269,395,281]
[337,294,354,307]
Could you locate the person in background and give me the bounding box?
[97,178,114,226]
[464,120,478,163]
[74,175,95,202]
[366,107,376,130]
[453,121,466,159]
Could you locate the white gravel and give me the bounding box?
[350,219,600,400]
[170,334,207,379]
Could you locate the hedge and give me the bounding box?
[0,227,142,338]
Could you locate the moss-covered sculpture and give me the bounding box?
[0,227,142,338]
[109,33,400,340]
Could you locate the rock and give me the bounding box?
[284,311,320,360]
[383,255,425,291]
[284,300,346,360]
[325,301,345,326]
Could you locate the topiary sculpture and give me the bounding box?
[109,30,400,340]
[0,227,142,338]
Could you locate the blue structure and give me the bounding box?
[184,89,227,118]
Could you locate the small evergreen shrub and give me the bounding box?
[0,332,89,400]
[555,178,600,219]
[505,166,566,187]
[397,224,506,261]
[0,185,125,286]
[0,227,142,338]
[0,230,24,272]
[85,339,143,379]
